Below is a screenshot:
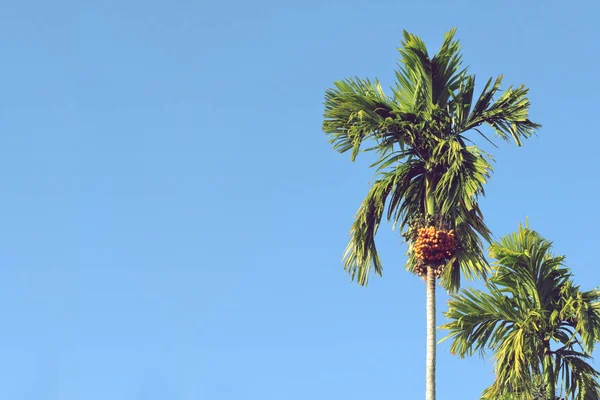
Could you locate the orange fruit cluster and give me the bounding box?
[414,226,457,262]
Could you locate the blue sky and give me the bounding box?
[1,0,599,399]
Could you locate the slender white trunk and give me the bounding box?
[426,267,436,400]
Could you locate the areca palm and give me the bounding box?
[442,224,600,399]
[323,29,539,400]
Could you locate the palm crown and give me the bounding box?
[323,28,539,291]
[442,224,600,399]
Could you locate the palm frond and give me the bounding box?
[393,30,432,113]
[323,77,399,160]
[462,75,541,145]
[441,285,521,358]
[342,161,425,285]
[342,173,394,285]
[430,27,465,108]
[554,348,600,399]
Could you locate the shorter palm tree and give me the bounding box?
[441,224,600,399]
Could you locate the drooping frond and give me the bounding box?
[323,77,400,161]
[342,174,392,285]
[558,285,600,355]
[433,140,493,216]
[343,159,425,285]
[554,348,600,399]
[430,138,493,291]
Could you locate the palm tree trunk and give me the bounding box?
[543,349,555,400]
[426,266,436,400]
[424,175,437,400]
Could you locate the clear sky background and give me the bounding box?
[0,0,599,399]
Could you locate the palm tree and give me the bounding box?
[323,29,539,400]
[441,224,600,399]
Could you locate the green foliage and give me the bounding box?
[441,224,600,399]
[323,28,539,291]
[494,374,557,399]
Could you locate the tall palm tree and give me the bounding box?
[441,224,600,399]
[323,29,539,400]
